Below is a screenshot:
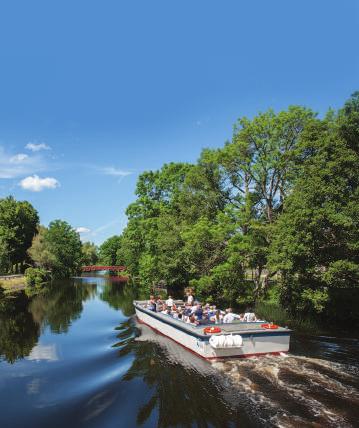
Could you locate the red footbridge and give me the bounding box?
[81,265,126,272]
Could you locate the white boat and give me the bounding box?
[134,300,291,360]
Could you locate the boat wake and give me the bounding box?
[136,320,359,427]
[212,354,359,427]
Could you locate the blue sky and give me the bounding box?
[0,0,358,244]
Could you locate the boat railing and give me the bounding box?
[134,300,275,330]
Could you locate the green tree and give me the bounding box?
[225,106,316,222]
[120,163,192,285]
[81,241,98,265]
[182,107,316,296]
[32,220,83,278]
[114,95,358,322]
[269,93,359,315]
[98,235,123,265]
[28,226,55,270]
[0,196,39,273]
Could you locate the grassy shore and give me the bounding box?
[0,276,26,293]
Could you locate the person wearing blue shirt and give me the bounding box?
[195,304,203,320]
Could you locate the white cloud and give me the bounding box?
[101,166,132,177]
[76,227,91,234]
[25,142,51,152]
[10,153,29,163]
[0,147,45,179]
[19,175,60,192]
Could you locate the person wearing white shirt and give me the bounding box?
[190,303,198,314]
[243,311,256,322]
[166,296,174,308]
[223,308,236,324]
[186,291,194,305]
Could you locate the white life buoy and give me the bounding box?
[209,334,243,348]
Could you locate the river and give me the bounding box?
[0,276,358,428]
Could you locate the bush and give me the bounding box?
[25,267,50,289]
[255,301,321,333]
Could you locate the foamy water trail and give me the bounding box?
[135,321,359,427]
[212,354,359,427]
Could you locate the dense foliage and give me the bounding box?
[0,195,98,281]
[0,196,39,273]
[114,94,359,321]
[81,241,98,266]
[24,267,51,292]
[98,235,123,265]
[269,94,359,316]
[28,220,83,278]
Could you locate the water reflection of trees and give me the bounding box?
[0,281,97,363]
[0,288,39,364]
[29,280,97,333]
[100,282,137,317]
[115,320,239,428]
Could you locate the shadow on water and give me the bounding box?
[1,276,359,428]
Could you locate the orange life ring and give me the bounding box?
[203,326,221,334]
[261,323,279,329]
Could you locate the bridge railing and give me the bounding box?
[81,266,126,272]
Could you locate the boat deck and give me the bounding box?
[134,301,291,338]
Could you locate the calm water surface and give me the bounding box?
[0,276,358,428]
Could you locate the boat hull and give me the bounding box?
[135,305,291,360]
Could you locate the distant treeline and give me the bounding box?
[0,197,98,281]
[102,92,359,322]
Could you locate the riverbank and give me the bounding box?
[0,275,26,293]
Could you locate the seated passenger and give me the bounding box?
[243,310,257,322]
[155,297,164,312]
[223,308,236,323]
[206,306,215,320]
[184,304,192,317]
[190,302,199,314]
[147,295,156,312]
[211,310,223,324]
[166,295,174,309]
[188,315,197,325]
[194,304,203,320]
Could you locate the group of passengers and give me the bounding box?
[146,292,257,326]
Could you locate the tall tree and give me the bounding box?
[121,163,192,286]
[43,220,82,278]
[98,235,122,265]
[0,196,39,273]
[269,94,359,314]
[28,226,55,270]
[217,106,315,222]
[81,241,98,265]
